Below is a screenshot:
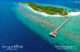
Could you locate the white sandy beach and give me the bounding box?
[26,5,80,17]
[69,12,80,16]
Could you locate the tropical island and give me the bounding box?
[17,2,80,17]
[22,2,68,16]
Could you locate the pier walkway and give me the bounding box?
[49,17,71,37]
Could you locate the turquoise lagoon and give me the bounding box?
[13,3,80,52]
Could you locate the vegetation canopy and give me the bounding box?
[22,2,68,15]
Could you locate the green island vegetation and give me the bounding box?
[21,2,68,15]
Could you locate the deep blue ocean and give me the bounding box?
[0,0,80,52]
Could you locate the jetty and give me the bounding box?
[49,17,71,37]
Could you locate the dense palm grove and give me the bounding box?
[23,2,68,15]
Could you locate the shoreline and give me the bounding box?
[25,4,80,17]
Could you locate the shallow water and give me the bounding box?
[13,2,80,52]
